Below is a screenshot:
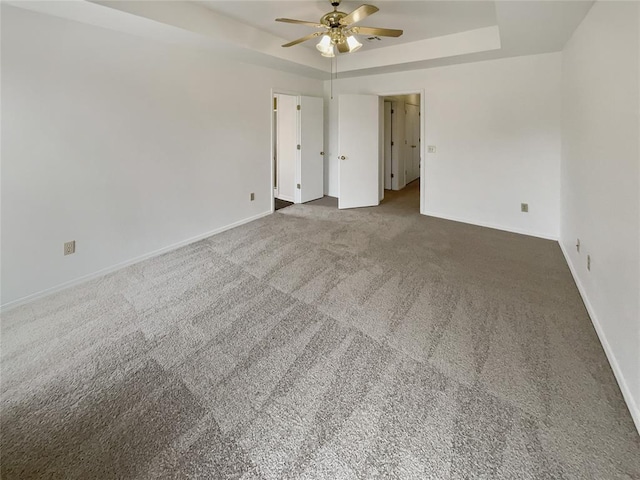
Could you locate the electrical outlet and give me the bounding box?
[64,241,76,256]
[521,203,529,213]
[250,193,255,201]
[587,255,591,271]
[576,238,580,252]
[427,145,436,153]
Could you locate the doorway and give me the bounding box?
[273,93,297,207]
[272,92,324,212]
[335,90,424,213]
[381,93,421,197]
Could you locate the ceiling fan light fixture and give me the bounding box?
[346,35,362,53]
[320,48,335,58]
[316,34,332,52]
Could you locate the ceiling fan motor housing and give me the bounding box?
[321,9,349,47]
[321,11,347,29]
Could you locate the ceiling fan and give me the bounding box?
[276,0,403,57]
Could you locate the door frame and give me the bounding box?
[376,89,425,215]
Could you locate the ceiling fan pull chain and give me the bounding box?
[330,55,333,100]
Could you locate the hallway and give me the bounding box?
[380,179,420,211]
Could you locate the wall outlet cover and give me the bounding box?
[64,241,76,255]
[521,203,529,213]
[427,145,436,153]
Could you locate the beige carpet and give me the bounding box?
[2,181,639,479]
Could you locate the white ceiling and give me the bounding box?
[12,1,595,79]
[198,1,499,51]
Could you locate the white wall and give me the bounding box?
[560,1,640,431]
[0,5,323,306]
[325,53,562,240]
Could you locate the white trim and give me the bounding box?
[423,210,558,241]
[0,210,272,313]
[559,241,640,434]
[419,91,426,216]
[270,89,276,215]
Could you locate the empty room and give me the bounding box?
[1,1,639,478]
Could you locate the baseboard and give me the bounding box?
[0,210,272,313]
[559,241,640,434]
[422,210,559,241]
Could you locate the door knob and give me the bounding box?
[320,151,324,156]
[339,155,346,160]
[411,145,417,148]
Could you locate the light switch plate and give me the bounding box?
[427,145,436,153]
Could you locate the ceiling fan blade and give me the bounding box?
[352,26,403,38]
[276,18,326,28]
[337,40,350,54]
[282,31,324,48]
[339,4,379,26]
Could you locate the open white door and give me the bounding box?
[383,101,392,190]
[406,104,420,183]
[298,96,324,203]
[275,94,297,202]
[338,94,380,209]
